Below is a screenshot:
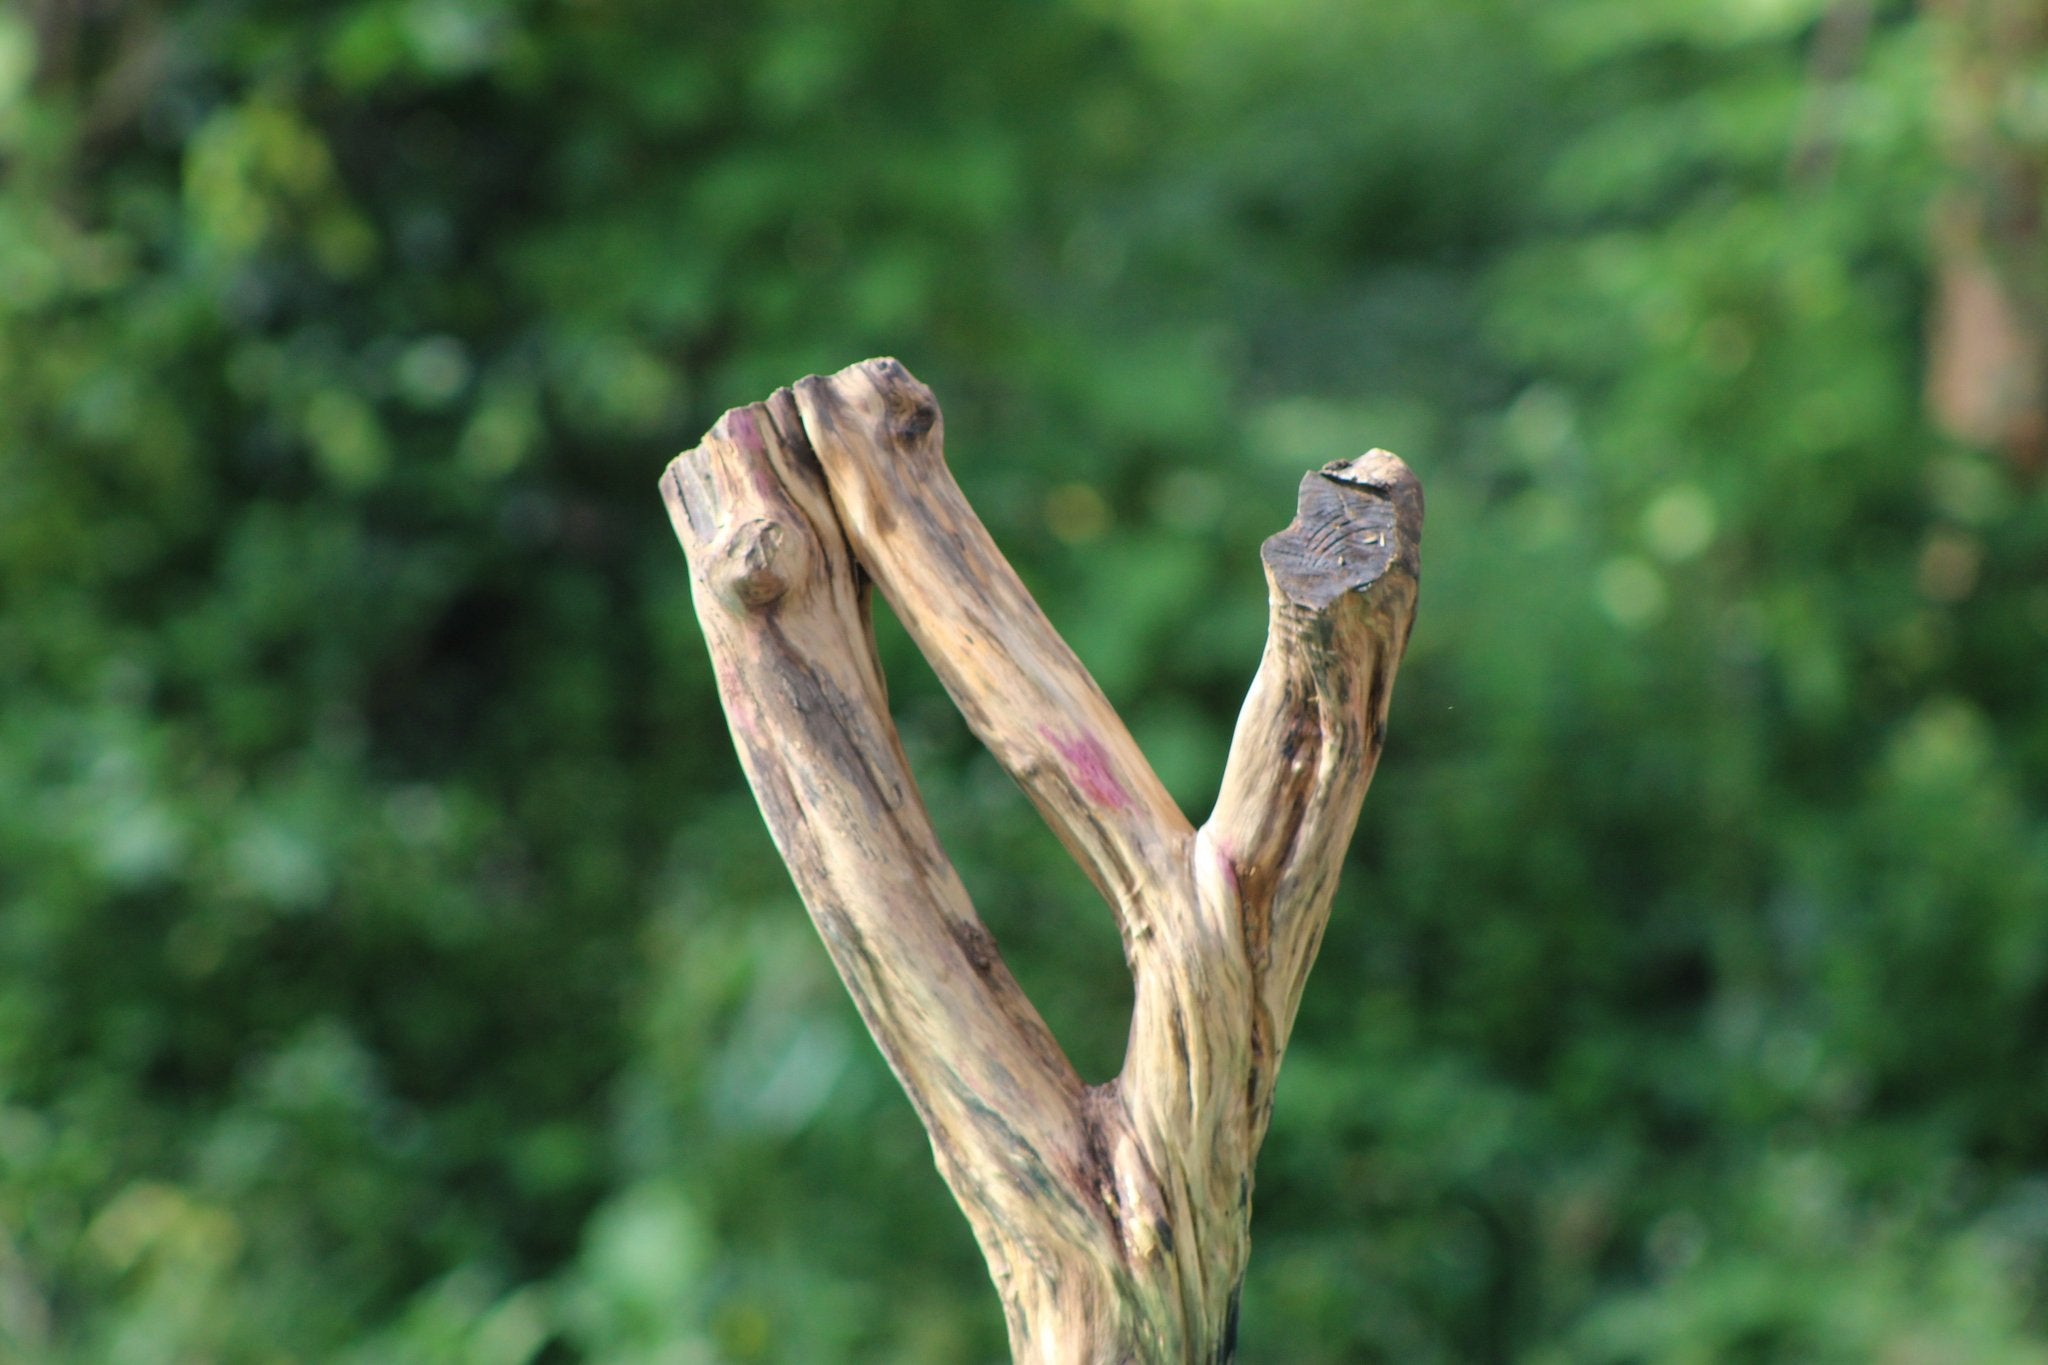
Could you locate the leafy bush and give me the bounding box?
[3,1,2046,1360]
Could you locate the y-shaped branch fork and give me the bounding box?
[662,359,1421,1364]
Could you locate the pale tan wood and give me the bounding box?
[792,361,1193,959]
[661,360,1423,1362]
[658,393,1099,1312]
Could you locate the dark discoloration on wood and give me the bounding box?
[955,918,1001,977]
[1081,1102,1129,1260]
[1362,662,1391,741]
[661,359,1421,1363]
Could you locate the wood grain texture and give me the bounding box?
[661,360,1422,1362]
[792,360,1192,960]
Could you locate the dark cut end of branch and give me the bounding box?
[1261,450,1423,612]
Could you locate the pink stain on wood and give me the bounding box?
[714,660,756,725]
[726,406,763,453]
[726,407,784,504]
[1211,838,1240,896]
[1042,727,1131,810]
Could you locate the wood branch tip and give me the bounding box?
[657,453,687,500]
[660,425,724,484]
[658,453,711,542]
[1321,447,1416,496]
[659,405,762,498]
[714,400,778,454]
[1262,450,1424,612]
[854,354,909,381]
[795,357,942,454]
[1324,450,1422,552]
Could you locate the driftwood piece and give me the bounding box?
[661,359,1421,1362]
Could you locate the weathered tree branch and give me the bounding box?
[1205,451,1422,1072]
[659,391,1090,1259]
[793,361,1192,957]
[662,359,1422,1362]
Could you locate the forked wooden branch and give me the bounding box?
[662,359,1421,1363]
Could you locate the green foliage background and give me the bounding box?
[5,0,2048,1359]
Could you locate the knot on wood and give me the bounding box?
[869,358,940,446]
[893,399,938,445]
[712,517,805,612]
